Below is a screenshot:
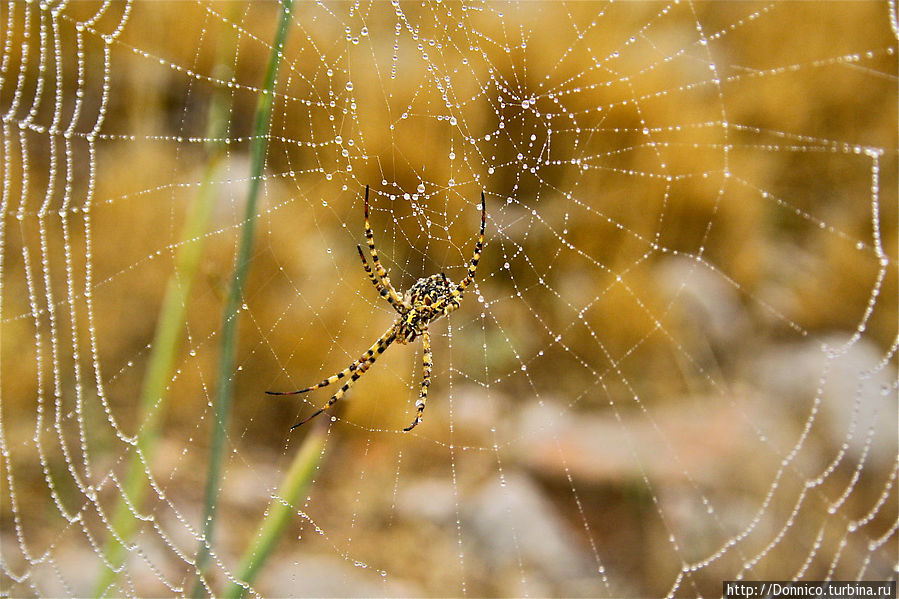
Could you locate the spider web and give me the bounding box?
[1,1,897,596]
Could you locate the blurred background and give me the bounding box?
[1,1,896,597]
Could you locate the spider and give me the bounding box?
[267,185,486,432]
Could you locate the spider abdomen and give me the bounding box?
[394,274,461,343]
[406,273,453,300]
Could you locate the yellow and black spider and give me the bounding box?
[268,185,486,432]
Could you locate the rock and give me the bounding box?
[512,397,797,487]
[747,334,897,465]
[395,477,459,524]
[654,256,751,352]
[259,553,417,597]
[463,471,597,594]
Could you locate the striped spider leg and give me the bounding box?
[267,186,486,431]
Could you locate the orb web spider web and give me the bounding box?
[267,186,486,432]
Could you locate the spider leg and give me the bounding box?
[357,245,404,314]
[362,185,404,306]
[455,191,486,294]
[267,327,397,428]
[403,330,432,432]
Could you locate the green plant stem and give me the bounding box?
[94,55,234,599]
[95,160,220,597]
[224,425,327,599]
[192,2,293,596]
